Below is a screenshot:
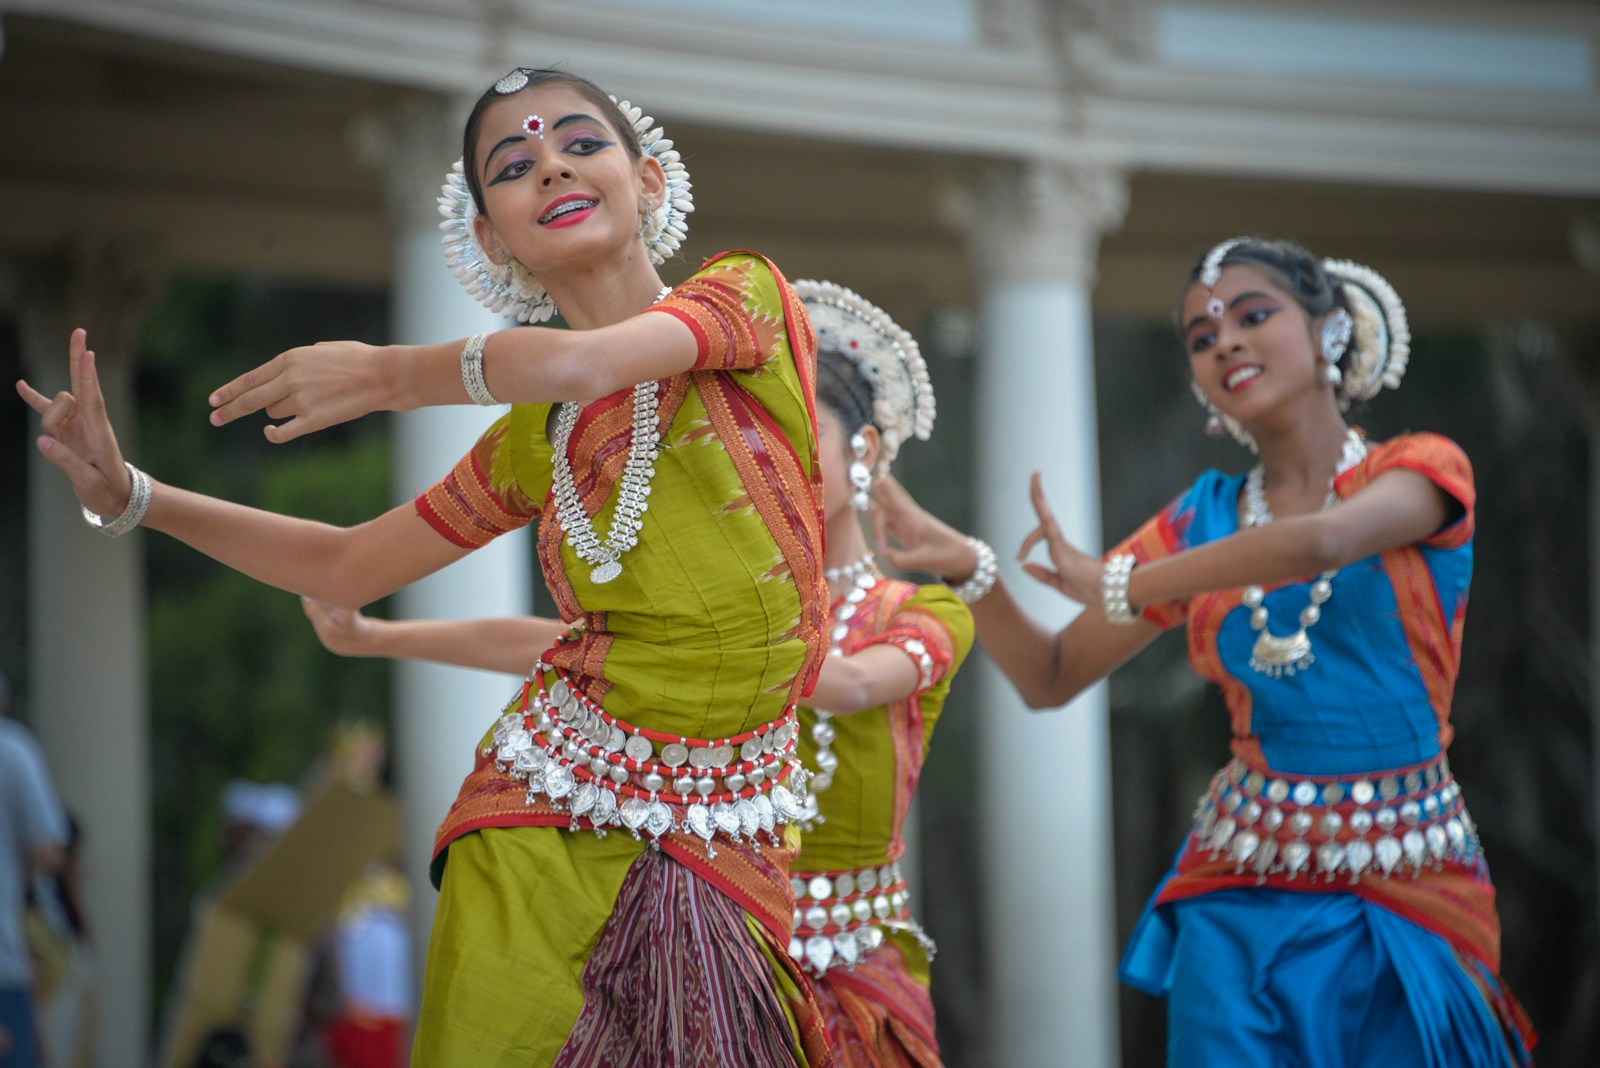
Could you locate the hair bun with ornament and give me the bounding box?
[1322,257,1410,405]
[795,279,935,476]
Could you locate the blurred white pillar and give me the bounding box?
[957,162,1127,1068]
[372,99,532,967]
[12,249,155,1068]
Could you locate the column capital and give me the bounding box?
[943,161,1128,286]
[349,93,478,232]
[2,240,163,386]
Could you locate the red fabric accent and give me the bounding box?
[649,254,784,373]
[842,581,953,853]
[1380,543,1458,740]
[1184,585,1258,754]
[1339,432,1475,549]
[767,253,821,464]
[325,1013,406,1068]
[1155,832,1507,982]
[555,848,830,1068]
[659,832,799,950]
[413,425,536,548]
[696,370,827,704]
[815,941,941,1067]
[1107,496,1196,629]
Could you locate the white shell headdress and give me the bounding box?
[795,279,935,476]
[437,79,694,323]
[1321,257,1410,406]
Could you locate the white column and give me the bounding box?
[371,100,533,958]
[11,249,156,1068]
[960,162,1127,1068]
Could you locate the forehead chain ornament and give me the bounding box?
[1200,236,1250,319]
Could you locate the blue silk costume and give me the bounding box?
[1112,434,1533,1067]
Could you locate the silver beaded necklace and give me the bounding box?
[1239,429,1366,677]
[550,286,672,585]
[799,552,878,826]
[823,552,875,585]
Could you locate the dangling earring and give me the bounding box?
[1191,379,1258,452]
[849,432,873,511]
[636,201,652,239]
[1323,361,1343,385]
[1191,380,1226,437]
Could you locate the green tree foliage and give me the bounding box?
[135,274,392,1011]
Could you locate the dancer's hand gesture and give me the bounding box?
[872,475,980,582]
[16,329,135,519]
[208,339,391,443]
[1016,471,1100,605]
[301,597,375,657]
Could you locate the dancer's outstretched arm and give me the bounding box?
[874,475,1157,710]
[207,310,701,443]
[873,469,1453,710]
[302,599,565,676]
[302,600,923,716]
[1013,470,1453,614]
[19,330,469,608]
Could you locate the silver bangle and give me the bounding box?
[950,537,998,604]
[1102,553,1138,624]
[81,462,152,538]
[460,331,499,406]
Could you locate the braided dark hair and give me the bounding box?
[815,350,875,436]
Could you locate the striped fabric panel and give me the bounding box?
[696,371,827,705]
[554,849,811,1068]
[414,425,538,549]
[1339,432,1476,549]
[1156,847,1503,975]
[816,941,941,1068]
[651,264,784,372]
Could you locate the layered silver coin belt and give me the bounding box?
[487,666,812,856]
[1191,755,1482,883]
[786,861,933,975]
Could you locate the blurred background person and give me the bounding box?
[0,673,69,1068]
[25,814,94,1068]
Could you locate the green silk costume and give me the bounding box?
[413,252,830,1065]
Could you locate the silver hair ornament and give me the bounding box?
[1321,308,1353,363]
[1199,236,1251,290]
[1322,258,1410,405]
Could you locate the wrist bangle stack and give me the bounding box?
[1102,553,1138,624]
[460,332,499,406]
[82,462,152,538]
[950,537,998,604]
